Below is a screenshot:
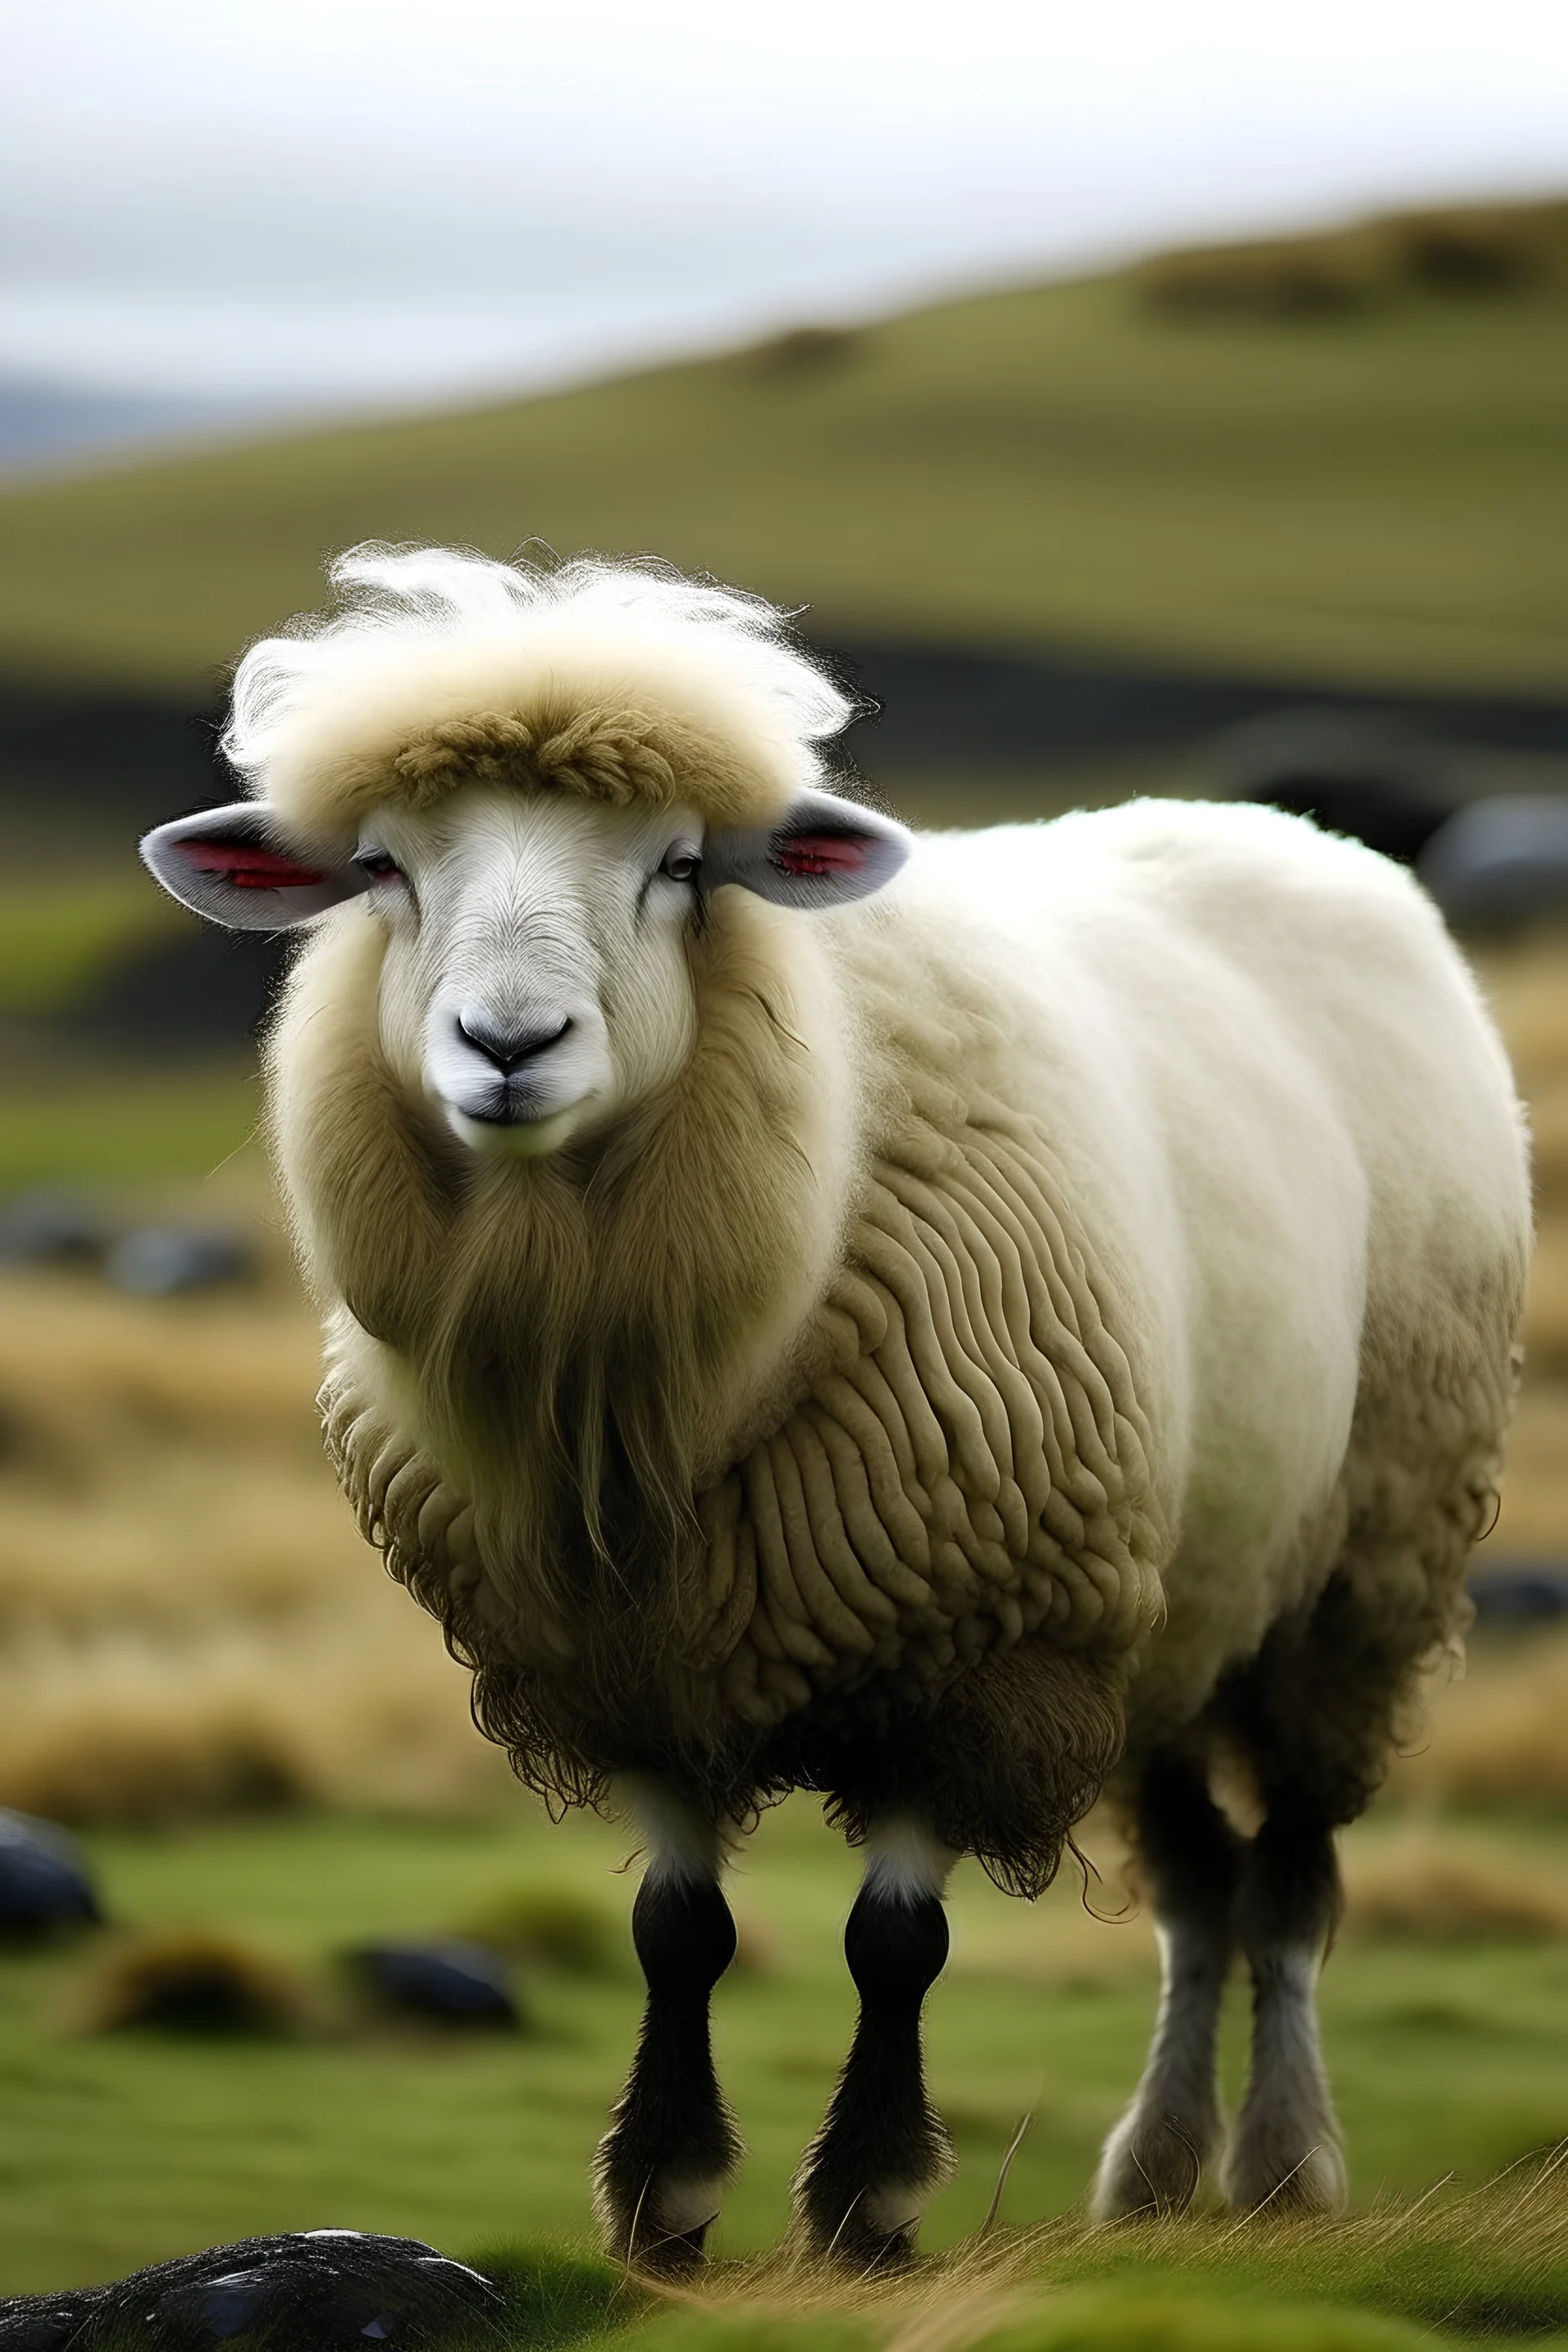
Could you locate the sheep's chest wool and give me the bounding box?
[314,942,1169,1892]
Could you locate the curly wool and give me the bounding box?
[703,1100,1165,1726]
[314,962,1169,1894]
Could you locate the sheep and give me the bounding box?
[141,542,1530,2271]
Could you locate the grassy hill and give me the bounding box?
[2,198,1566,700]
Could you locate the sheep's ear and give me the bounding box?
[703,790,911,909]
[140,801,371,931]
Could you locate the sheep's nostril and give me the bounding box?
[457,1012,572,1072]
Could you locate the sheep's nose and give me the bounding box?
[456,1009,572,1071]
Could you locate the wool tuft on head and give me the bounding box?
[222,542,866,847]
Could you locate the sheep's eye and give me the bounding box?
[355,849,403,884]
[660,846,702,884]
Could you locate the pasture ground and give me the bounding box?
[8,1794,1568,2336]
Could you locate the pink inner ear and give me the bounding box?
[772,831,869,878]
[181,840,328,890]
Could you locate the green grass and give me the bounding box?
[33,2245,1551,2352]
[0,879,270,1192]
[0,878,185,1014]
[572,2275,1544,2352]
[8,1798,1568,2313]
[2,261,1566,699]
[0,1066,264,1188]
[574,2291,1440,2352]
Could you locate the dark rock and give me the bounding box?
[1469,1562,1568,1625]
[1214,710,1458,863]
[345,1940,522,2029]
[0,1811,99,1937]
[1418,795,1568,930]
[103,1227,252,1296]
[0,1192,108,1270]
[0,1196,254,1298]
[1254,768,1456,864]
[0,2230,507,2350]
[0,2294,96,2350]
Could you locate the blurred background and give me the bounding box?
[2,0,1568,2302]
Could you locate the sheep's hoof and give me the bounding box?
[852,2225,920,2274]
[605,2195,719,2278]
[625,2221,712,2278]
[791,2180,929,2270]
[1089,2107,1210,2220]
[595,2151,728,2276]
[791,2214,919,2272]
[1221,2129,1348,2218]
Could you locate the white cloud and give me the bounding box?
[3,0,1565,404]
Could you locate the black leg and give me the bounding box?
[593,1871,742,2274]
[792,1869,953,2267]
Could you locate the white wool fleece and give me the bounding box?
[840,799,1527,1744]
[301,791,1526,1768]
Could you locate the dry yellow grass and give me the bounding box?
[1,935,1566,1824]
[1343,1830,1568,1940]
[948,1810,1568,1965]
[1389,1629,1568,1811]
[605,2144,1568,2351]
[1467,937,1568,1548]
[0,1265,507,1820]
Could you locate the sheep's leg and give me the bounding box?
[592,1785,742,2274]
[1222,1798,1347,2216]
[1090,1754,1242,2218]
[791,1818,956,2268]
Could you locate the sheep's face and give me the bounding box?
[142,777,911,1160]
[368,785,707,1156]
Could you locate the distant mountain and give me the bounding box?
[0,377,263,474]
[0,193,1563,698]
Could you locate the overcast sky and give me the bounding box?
[4,0,1567,414]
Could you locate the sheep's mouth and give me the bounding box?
[443,1094,597,1159]
[463,1085,552,1128]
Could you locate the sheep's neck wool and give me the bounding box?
[294,893,1167,1888]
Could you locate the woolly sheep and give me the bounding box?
[143,544,1529,2270]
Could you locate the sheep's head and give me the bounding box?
[141,775,908,1158]
[139,544,913,1159]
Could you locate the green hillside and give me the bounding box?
[3,198,1567,697]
